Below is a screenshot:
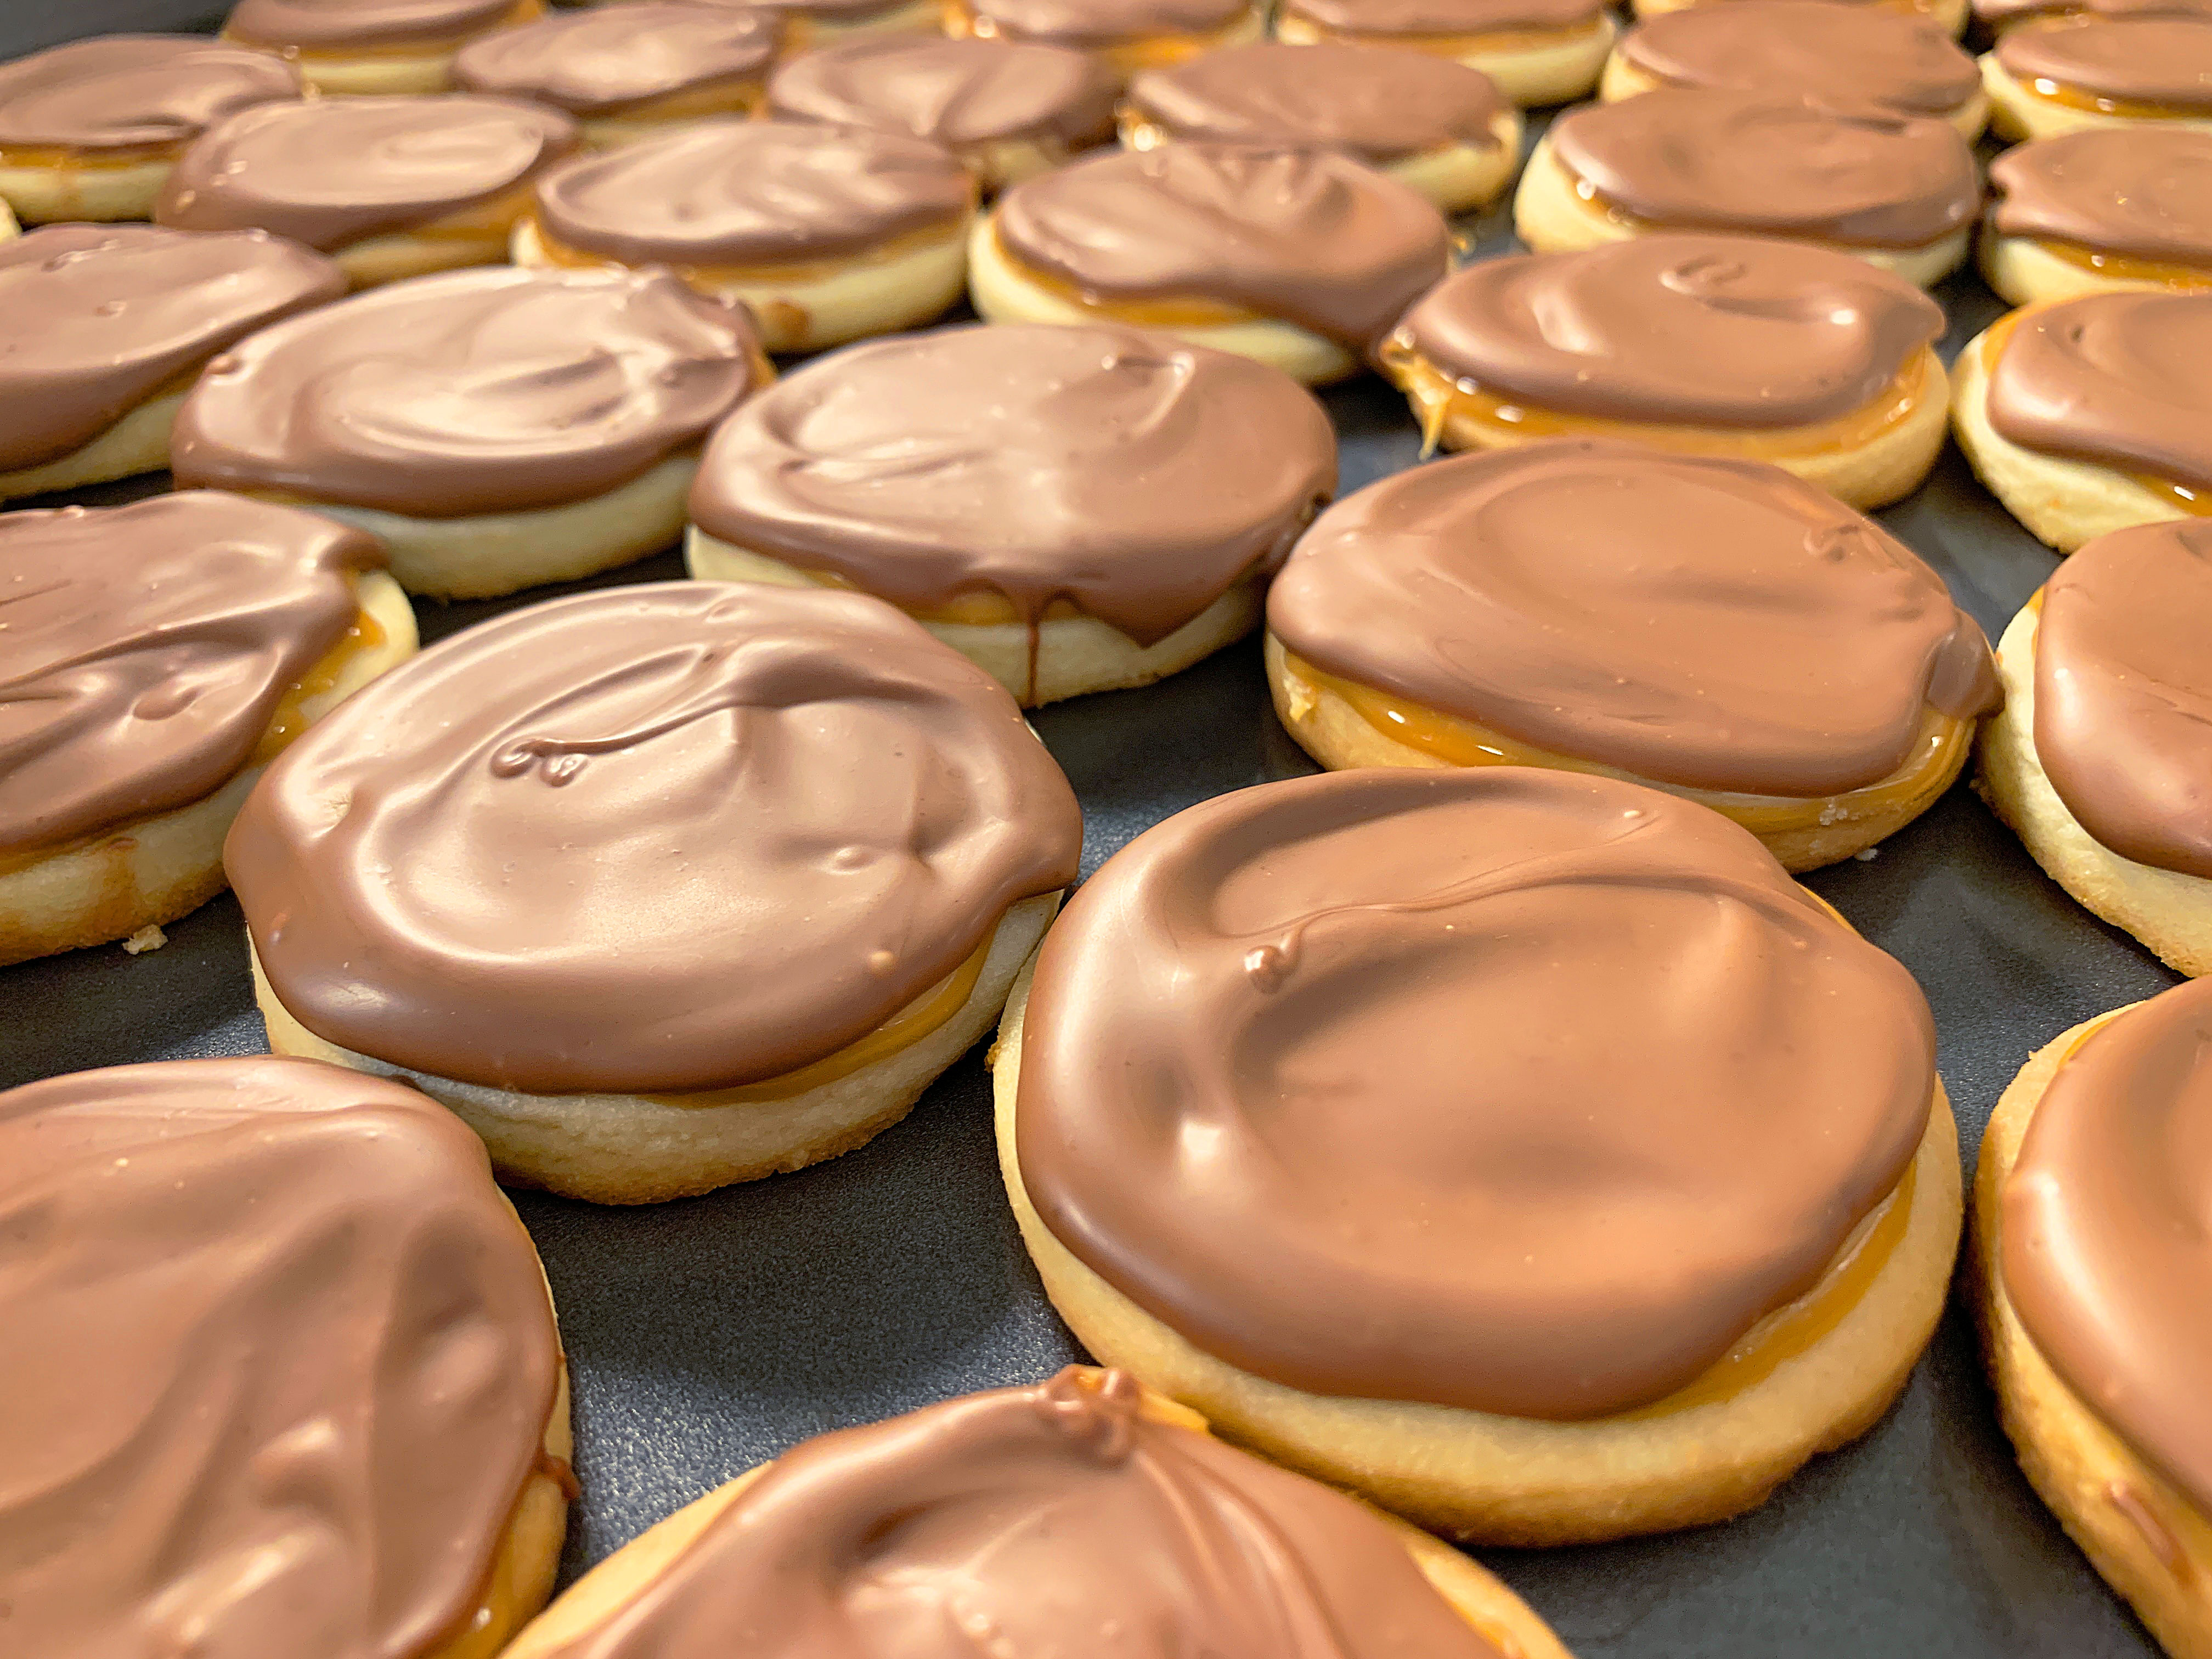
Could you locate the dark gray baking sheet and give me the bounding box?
[0,5,2188,1654]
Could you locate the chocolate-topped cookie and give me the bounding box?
[946,0,1263,75]
[1985,129,2212,303]
[1985,13,2212,139]
[1274,0,1617,106]
[222,0,544,94]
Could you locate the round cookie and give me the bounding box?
[1602,0,1989,138]
[1273,0,1616,108]
[514,117,974,352]
[0,1056,572,1659]
[0,494,415,967]
[1120,41,1522,213]
[995,766,1962,1544]
[975,143,1451,385]
[229,582,1084,1206]
[1635,0,1968,36]
[454,3,782,149]
[504,1368,1573,1659]
[1517,89,1979,287]
[1974,985,2212,1659]
[1953,291,2212,551]
[1977,520,2212,977]
[0,35,302,224]
[687,323,1336,705]
[155,94,578,291]
[1984,129,2212,304]
[0,224,342,504]
[222,0,545,95]
[947,0,1265,76]
[169,265,766,599]
[1984,14,2212,138]
[1267,441,2000,871]
[1379,235,1952,511]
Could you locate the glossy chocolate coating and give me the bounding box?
[963,0,1250,46]
[1282,0,1605,32]
[225,0,523,50]
[1991,129,2212,267]
[0,34,301,152]
[1978,0,2212,22]
[1996,14,2212,109]
[453,3,778,116]
[767,36,1118,151]
[1617,0,1979,116]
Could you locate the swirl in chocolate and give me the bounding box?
[963,0,1250,46]
[0,493,381,856]
[1984,290,2212,491]
[1996,14,2212,110]
[0,1056,560,1659]
[453,3,778,116]
[766,36,1118,151]
[1991,130,2212,267]
[155,94,577,252]
[2002,979,2212,1514]
[1015,768,1938,1417]
[532,118,972,268]
[228,584,1082,1094]
[0,224,342,475]
[692,323,1336,643]
[2032,520,2212,876]
[0,35,301,153]
[1395,234,1945,427]
[1549,89,1978,249]
[994,143,1450,350]
[169,266,761,518]
[1618,1,1979,116]
[225,0,524,50]
[537,1369,1504,1659]
[1126,42,1504,162]
[1283,0,1605,33]
[1269,441,1997,795]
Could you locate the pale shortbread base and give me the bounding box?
[1974,1017,2212,1659]
[1512,135,1970,287]
[0,388,186,503]
[223,35,461,95]
[253,891,1060,1205]
[967,213,1359,384]
[1273,10,1617,108]
[1633,0,1969,34]
[991,967,1963,1545]
[335,227,514,289]
[511,215,971,352]
[1982,50,2212,142]
[0,196,15,239]
[1950,321,2186,552]
[1264,634,1974,872]
[0,155,173,223]
[1975,605,2212,977]
[1121,110,1522,214]
[1599,54,1991,139]
[0,571,417,967]
[685,529,1265,704]
[1979,224,2212,307]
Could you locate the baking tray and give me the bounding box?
[0,5,2188,1654]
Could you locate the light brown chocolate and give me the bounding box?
[155,94,577,252]
[2002,978,2212,1514]
[532,117,973,268]
[963,0,1250,47]
[1991,129,2212,268]
[0,493,381,856]
[1978,0,2212,23]
[1282,0,1605,33]
[453,3,778,116]
[691,323,1335,645]
[169,265,762,518]
[1016,767,1938,1418]
[0,34,301,153]
[1126,41,1505,162]
[0,223,343,475]
[225,0,523,50]
[228,583,1083,1094]
[1985,290,2212,492]
[2032,518,2212,877]
[1269,440,1997,795]
[1395,234,1945,427]
[1996,14,2212,110]
[993,143,1451,350]
[1549,88,1978,249]
[1618,1,1979,116]
[766,36,1118,152]
[0,1055,560,1658]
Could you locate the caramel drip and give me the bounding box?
[530,212,965,285]
[2034,238,2212,287]
[992,224,1261,323]
[2016,72,2202,114]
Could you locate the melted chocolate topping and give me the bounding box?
[994,143,1451,350]
[155,94,577,253]
[1283,0,1605,33]
[691,323,1336,644]
[1617,1,1980,116]
[532,117,973,268]
[766,36,1119,150]
[1126,41,1505,162]
[1396,234,1945,427]
[1991,129,2212,266]
[2002,979,2212,1514]
[453,3,778,116]
[1016,768,1938,1417]
[1978,0,2212,21]
[0,1055,560,1658]
[1984,290,2212,493]
[229,583,1082,1094]
[169,265,761,518]
[964,0,1250,46]
[225,0,522,50]
[1269,441,1999,795]
[0,34,301,152]
[0,493,381,856]
[2032,519,2212,877]
[1549,88,1978,249]
[1996,14,2212,109]
[540,1369,1505,1659]
[0,224,342,475]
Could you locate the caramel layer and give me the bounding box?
[1295,13,1609,53]
[991,224,1261,324]
[530,213,964,285]
[2033,236,2212,287]
[2018,74,2198,117]
[0,140,179,168]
